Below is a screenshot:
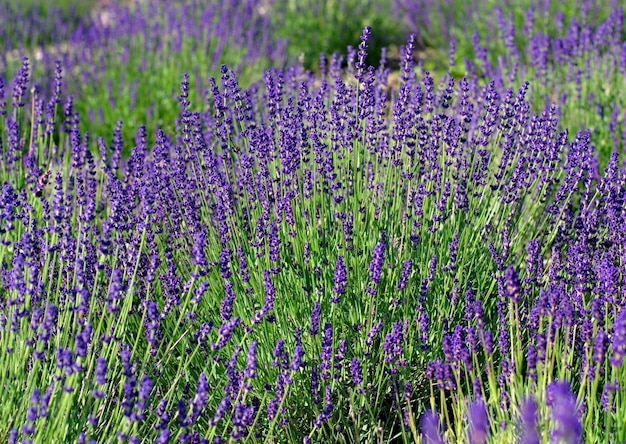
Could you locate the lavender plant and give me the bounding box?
[397,1,626,168]
[0,0,93,48]
[463,3,626,169]
[1,6,626,444]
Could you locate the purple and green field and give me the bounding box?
[1,0,626,442]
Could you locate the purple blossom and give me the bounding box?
[244,341,258,379]
[93,358,107,397]
[212,317,240,351]
[192,230,208,271]
[365,319,384,350]
[397,258,412,290]
[310,302,321,336]
[355,26,372,81]
[210,395,231,427]
[548,381,581,444]
[11,57,29,108]
[420,410,444,444]
[383,319,407,373]
[504,265,521,302]
[331,255,347,302]
[610,308,626,367]
[468,400,489,444]
[190,373,209,422]
[220,280,236,321]
[291,336,305,371]
[367,240,385,294]
[350,358,362,387]
[593,329,608,364]
[320,322,333,379]
[156,429,170,444]
[519,397,540,444]
[445,232,459,273]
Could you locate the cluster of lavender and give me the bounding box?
[1,11,626,444]
[2,0,286,145]
[0,1,87,50]
[397,1,626,166]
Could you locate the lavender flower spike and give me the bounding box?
[549,381,582,444]
[420,410,444,444]
[519,397,540,444]
[468,400,489,444]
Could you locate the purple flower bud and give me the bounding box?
[367,241,385,294]
[75,324,92,358]
[398,258,412,290]
[548,381,581,444]
[383,320,407,374]
[610,308,626,367]
[272,339,287,368]
[519,397,540,444]
[22,423,35,435]
[310,302,321,336]
[365,319,384,349]
[593,329,608,364]
[139,376,153,401]
[291,342,304,371]
[156,429,170,444]
[9,428,18,444]
[26,405,38,422]
[192,231,208,270]
[504,265,521,302]
[446,232,459,272]
[211,395,231,426]
[420,410,444,444]
[355,26,372,81]
[212,317,240,351]
[468,400,489,444]
[350,358,362,386]
[244,341,258,379]
[190,373,209,422]
[320,322,333,379]
[12,57,29,109]
[331,255,347,302]
[95,358,108,385]
[220,281,236,321]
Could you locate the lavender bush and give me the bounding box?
[2,0,286,146]
[0,0,92,48]
[463,3,626,169]
[1,2,626,444]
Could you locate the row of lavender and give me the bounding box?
[1,0,287,145]
[2,21,626,441]
[2,0,625,168]
[460,2,626,168]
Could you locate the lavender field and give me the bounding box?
[1,0,626,442]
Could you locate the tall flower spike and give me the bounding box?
[310,302,321,336]
[504,265,521,302]
[398,258,412,290]
[12,56,30,109]
[420,410,444,444]
[401,34,417,81]
[367,241,385,294]
[548,381,581,444]
[519,397,540,444]
[355,25,372,82]
[610,308,626,367]
[468,400,489,444]
[0,76,6,116]
[331,255,347,302]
